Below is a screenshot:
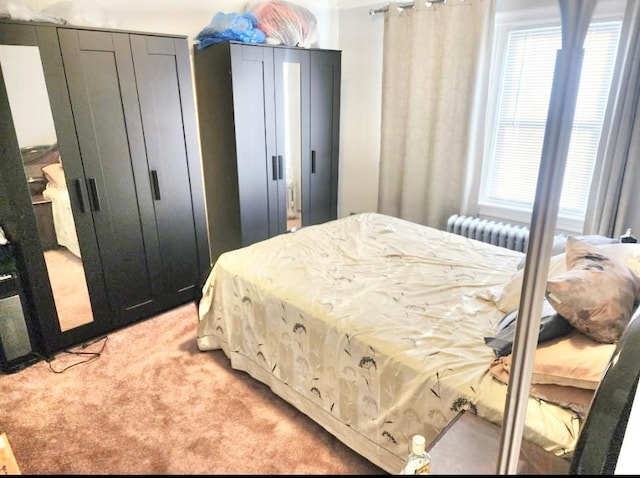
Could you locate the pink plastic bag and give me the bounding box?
[246,1,319,48]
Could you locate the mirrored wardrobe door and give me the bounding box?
[282,61,303,231]
[0,44,95,333]
[274,48,310,234]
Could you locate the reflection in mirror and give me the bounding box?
[0,44,93,332]
[283,62,302,231]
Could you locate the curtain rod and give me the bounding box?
[369,0,448,16]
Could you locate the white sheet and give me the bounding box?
[197,212,579,473]
[42,183,81,258]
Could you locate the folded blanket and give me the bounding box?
[489,355,593,418]
[488,330,616,418]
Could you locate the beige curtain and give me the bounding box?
[377,0,495,230]
[584,0,640,238]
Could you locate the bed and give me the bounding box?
[196,212,640,473]
[41,162,81,258]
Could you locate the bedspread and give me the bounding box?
[197,212,580,473]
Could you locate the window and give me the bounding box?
[478,17,622,233]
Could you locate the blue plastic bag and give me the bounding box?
[195,12,266,49]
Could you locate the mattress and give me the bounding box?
[197,212,579,473]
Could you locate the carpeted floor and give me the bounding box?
[0,302,387,474]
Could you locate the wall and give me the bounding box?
[337,1,384,217]
[14,0,380,218]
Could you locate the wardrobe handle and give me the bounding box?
[278,155,283,180]
[150,170,161,200]
[311,150,316,174]
[88,178,101,212]
[74,179,87,213]
[272,156,278,181]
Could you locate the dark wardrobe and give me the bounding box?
[0,19,209,366]
[193,41,341,263]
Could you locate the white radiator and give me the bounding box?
[446,214,530,253]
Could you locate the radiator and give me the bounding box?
[446,214,530,253]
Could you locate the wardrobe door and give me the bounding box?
[58,29,163,327]
[309,50,341,225]
[229,43,279,243]
[130,34,209,305]
[0,22,114,353]
[273,47,310,233]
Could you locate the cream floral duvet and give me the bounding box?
[197,212,580,473]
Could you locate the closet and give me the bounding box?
[0,20,209,360]
[193,41,341,262]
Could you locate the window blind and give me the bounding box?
[480,21,622,225]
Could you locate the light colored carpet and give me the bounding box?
[0,302,387,474]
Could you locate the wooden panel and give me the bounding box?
[0,432,21,474]
[0,21,37,46]
[230,43,277,245]
[39,24,113,351]
[174,38,210,275]
[59,29,163,326]
[0,22,59,356]
[193,42,241,264]
[309,50,341,225]
[130,34,203,304]
[193,42,341,262]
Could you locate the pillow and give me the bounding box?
[546,237,640,343]
[516,234,619,270]
[489,358,594,418]
[484,299,573,357]
[495,242,640,314]
[530,330,616,389]
[41,162,66,189]
[553,234,619,252]
[490,330,615,389]
[495,253,566,313]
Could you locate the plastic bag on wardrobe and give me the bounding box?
[40,0,118,28]
[195,11,266,50]
[0,0,66,23]
[246,0,319,48]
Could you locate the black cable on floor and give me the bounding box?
[33,335,108,374]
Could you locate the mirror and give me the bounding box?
[282,61,302,231]
[0,44,93,332]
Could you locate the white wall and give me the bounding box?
[337,2,384,216]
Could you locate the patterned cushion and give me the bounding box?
[545,237,640,343]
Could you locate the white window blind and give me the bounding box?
[479,21,621,230]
